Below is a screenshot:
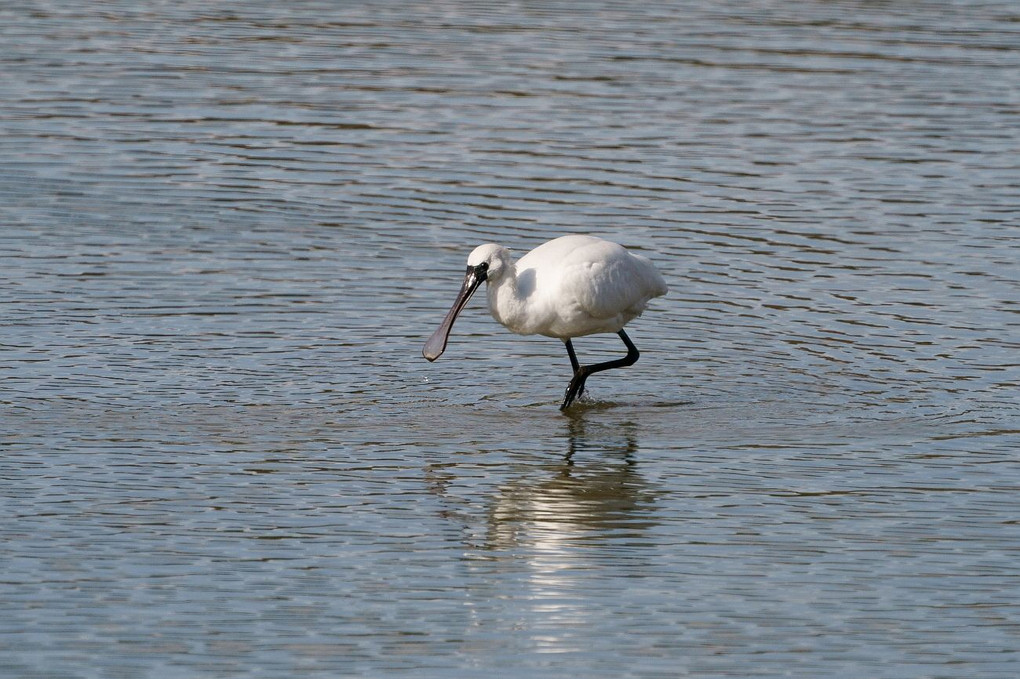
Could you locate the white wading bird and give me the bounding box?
[423,235,668,409]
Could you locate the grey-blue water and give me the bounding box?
[2,1,1018,677]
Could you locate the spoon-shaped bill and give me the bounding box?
[422,267,484,361]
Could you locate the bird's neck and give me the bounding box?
[486,264,529,333]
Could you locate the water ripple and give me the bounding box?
[2,1,1019,677]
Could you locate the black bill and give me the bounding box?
[422,265,486,361]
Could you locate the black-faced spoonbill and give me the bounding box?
[422,235,668,409]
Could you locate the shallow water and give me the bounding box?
[2,1,1019,677]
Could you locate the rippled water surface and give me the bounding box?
[3,1,1019,677]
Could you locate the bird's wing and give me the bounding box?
[562,242,661,320]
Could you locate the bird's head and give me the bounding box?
[466,243,511,284]
[422,243,511,362]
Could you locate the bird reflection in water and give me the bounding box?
[422,414,660,651]
[462,415,660,652]
[484,415,658,550]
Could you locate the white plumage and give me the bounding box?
[423,235,667,409]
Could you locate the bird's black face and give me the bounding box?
[422,259,490,362]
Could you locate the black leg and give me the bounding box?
[563,339,584,402]
[564,338,581,373]
[560,330,640,410]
